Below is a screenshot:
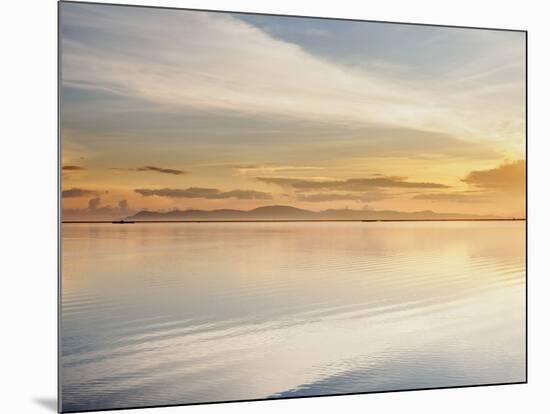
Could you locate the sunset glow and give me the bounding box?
[61,3,526,220]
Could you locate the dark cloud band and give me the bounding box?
[62,188,96,198]
[257,176,449,191]
[135,166,187,175]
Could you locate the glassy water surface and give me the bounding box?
[61,222,525,411]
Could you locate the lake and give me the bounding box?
[60,221,525,411]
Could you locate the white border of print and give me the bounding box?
[1,1,547,413]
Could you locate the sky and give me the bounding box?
[60,2,526,220]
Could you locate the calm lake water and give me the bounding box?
[61,221,525,411]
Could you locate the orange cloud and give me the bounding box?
[462,160,525,192]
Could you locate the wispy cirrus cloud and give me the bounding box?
[61,3,525,153]
[135,187,272,200]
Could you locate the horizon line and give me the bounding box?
[62,218,526,224]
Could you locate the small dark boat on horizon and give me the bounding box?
[112,219,135,224]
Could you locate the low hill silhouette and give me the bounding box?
[126,205,506,221]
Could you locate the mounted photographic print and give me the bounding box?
[59,1,526,412]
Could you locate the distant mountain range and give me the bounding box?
[126,205,508,221]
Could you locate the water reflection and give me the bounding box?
[61,222,525,411]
